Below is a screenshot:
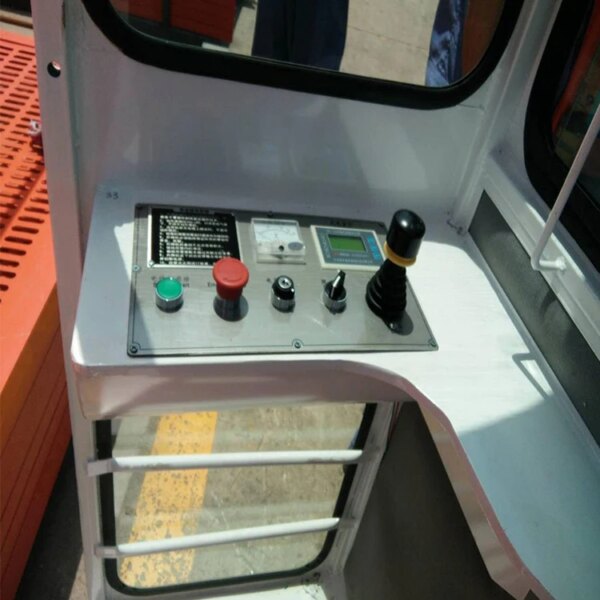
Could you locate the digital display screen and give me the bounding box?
[328,234,366,252]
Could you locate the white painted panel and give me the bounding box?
[32,1,600,599]
[66,1,481,242]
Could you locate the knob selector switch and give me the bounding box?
[323,270,347,313]
[271,275,295,312]
[212,257,249,321]
[366,210,425,330]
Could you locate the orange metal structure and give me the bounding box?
[551,0,600,133]
[0,31,70,600]
[112,0,237,45]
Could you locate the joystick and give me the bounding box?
[365,210,425,330]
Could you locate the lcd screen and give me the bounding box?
[328,235,366,252]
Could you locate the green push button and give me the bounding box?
[155,277,184,312]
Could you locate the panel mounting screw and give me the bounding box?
[129,344,139,354]
[292,339,303,349]
[132,264,140,272]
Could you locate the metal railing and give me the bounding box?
[87,449,364,476]
[96,519,341,559]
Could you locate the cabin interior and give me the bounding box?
[0,1,598,599]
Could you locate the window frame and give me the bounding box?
[524,0,600,271]
[96,405,376,596]
[81,0,523,110]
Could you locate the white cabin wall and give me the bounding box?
[64,0,496,243]
[451,0,561,230]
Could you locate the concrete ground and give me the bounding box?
[225,0,437,85]
[12,1,438,597]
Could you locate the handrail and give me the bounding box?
[531,102,600,271]
[95,518,340,559]
[87,449,364,476]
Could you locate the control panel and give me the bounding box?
[127,205,436,357]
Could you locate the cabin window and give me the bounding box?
[97,403,369,592]
[525,0,600,270]
[81,0,523,108]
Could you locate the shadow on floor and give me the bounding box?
[17,444,83,600]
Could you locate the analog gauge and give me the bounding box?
[251,219,306,264]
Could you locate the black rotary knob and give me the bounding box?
[323,270,347,313]
[386,210,425,264]
[271,275,295,312]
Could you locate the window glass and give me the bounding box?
[108,0,504,87]
[551,6,600,209]
[525,0,600,270]
[110,403,365,589]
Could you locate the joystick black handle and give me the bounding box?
[385,209,426,266]
[366,210,425,329]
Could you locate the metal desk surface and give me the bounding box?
[72,190,600,600]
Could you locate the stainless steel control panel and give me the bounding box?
[127,205,436,357]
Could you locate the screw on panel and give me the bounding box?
[292,339,303,349]
[47,61,61,78]
[302,572,321,585]
[132,264,140,272]
[388,321,401,333]
[129,344,139,354]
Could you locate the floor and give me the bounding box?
[7,1,438,598]
[16,446,86,600]
[216,0,437,85]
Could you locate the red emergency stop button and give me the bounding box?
[212,257,249,301]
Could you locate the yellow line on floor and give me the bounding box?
[119,411,218,588]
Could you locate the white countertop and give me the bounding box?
[72,192,600,600]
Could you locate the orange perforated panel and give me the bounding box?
[0,31,70,600]
[0,32,54,411]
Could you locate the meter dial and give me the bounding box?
[251,219,306,264]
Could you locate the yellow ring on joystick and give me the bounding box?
[384,242,416,267]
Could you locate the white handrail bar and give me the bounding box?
[87,449,363,476]
[531,102,600,271]
[95,518,340,559]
